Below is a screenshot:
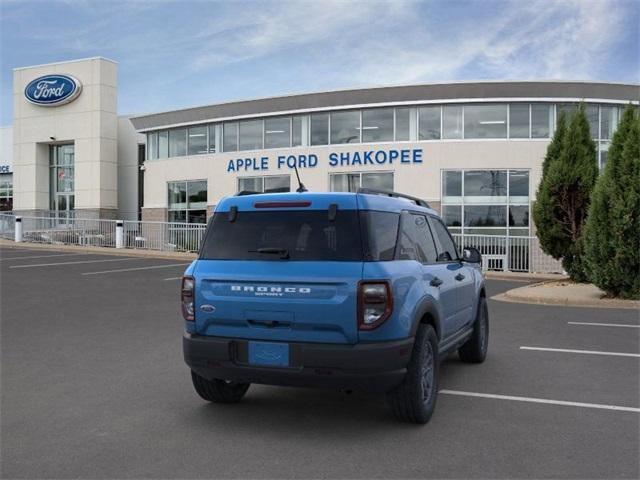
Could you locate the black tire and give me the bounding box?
[386,324,439,424]
[458,296,489,363]
[190,371,250,403]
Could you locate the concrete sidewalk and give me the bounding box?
[0,238,197,261]
[493,279,640,310]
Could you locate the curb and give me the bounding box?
[492,282,640,310]
[0,239,197,261]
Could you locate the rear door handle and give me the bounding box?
[455,273,465,281]
[430,277,443,287]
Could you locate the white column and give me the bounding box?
[116,220,124,248]
[14,216,23,243]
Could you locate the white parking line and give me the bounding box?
[1,253,87,261]
[439,390,640,413]
[10,258,135,269]
[82,263,190,276]
[568,321,640,329]
[520,346,640,358]
[164,277,182,281]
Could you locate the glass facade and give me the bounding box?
[168,180,207,223]
[238,175,290,193]
[441,169,530,236]
[49,144,75,219]
[330,171,394,192]
[143,103,624,165]
[0,173,12,211]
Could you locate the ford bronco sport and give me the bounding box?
[182,189,488,423]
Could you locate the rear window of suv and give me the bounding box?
[200,209,401,262]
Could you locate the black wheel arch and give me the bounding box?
[410,300,442,341]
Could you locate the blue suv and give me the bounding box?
[182,189,488,423]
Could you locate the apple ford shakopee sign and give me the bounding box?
[24,74,82,106]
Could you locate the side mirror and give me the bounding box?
[462,247,482,264]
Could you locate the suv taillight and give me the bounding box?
[181,276,195,321]
[358,281,393,330]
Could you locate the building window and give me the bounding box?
[464,104,507,139]
[395,107,411,141]
[292,116,303,147]
[208,124,217,153]
[419,106,441,140]
[264,117,291,149]
[442,105,463,139]
[362,108,394,143]
[238,175,290,193]
[223,122,239,152]
[239,119,263,150]
[330,110,360,144]
[0,173,12,211]
[531,104,552,138]
[330,171,394,192]
[158,131,168,159]
[509,104,529,139]
[441,169,529,236]
[169,128,187,157]
[585,104,599,140]
[600,106,619,140]
[49,144,75,218]
[147,132,158,160]
[310,113,329,145]
[187,126,208,155]
[168,180,207,223]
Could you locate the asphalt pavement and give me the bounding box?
[1,245,638,479]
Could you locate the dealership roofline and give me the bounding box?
[13,56,118,71]
[130,80,640,131]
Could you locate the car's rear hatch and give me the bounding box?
[193,193,363,344]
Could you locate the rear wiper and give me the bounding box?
[248,247,290,259]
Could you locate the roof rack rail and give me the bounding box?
[236,190,260,196]
[357,188,431,209]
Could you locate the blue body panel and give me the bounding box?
[185,191,483,347]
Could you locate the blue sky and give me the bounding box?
[1,0,638,126]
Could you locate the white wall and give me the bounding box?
[117,116,144,219]
[141,140,549,211]
[12,57,118,214]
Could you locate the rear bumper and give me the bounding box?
[183,333,414,393]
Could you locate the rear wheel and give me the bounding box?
[458,296,489,363]
[386,324,439,424]
[191,371,250,403]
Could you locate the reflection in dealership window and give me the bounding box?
[464,170,507,202]
[239,120,263,150]
[238,175,290,194]
[464,104,507,139]
[223,122,238,152]
[292,116,303,147]
[310,113,329,145]
[158,131,168,159]
[585,104,599,140]
[441,169,530,236]
[330,111,360,144]
[330,172,393,192]
[442,106,463,139]
[0,173,13,211]
[395,107,411,141]
[208,124,216,153]
[509,104,529,138]
[187,126,208,155]
[600,106,619,140]
[147,132,158,160]
[168,180,207,223]
[362,108,393,142]
[265,117,291,149]
[419,106,441,140]
[169,128,187,157]
[531,104,552,138]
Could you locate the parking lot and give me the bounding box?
[1,244,638,479]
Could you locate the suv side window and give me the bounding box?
[396,212,438,263]
[428,216,459,262]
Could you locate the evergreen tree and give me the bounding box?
[584,106,640,298]
[533,104,598,281]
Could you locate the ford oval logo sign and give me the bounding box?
[24,74,82,106]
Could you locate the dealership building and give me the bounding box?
[4,57,638,240]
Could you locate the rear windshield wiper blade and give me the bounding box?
[248,247,290,259]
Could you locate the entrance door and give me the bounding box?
[50,144,75,223]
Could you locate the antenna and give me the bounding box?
[292,163,308,193]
